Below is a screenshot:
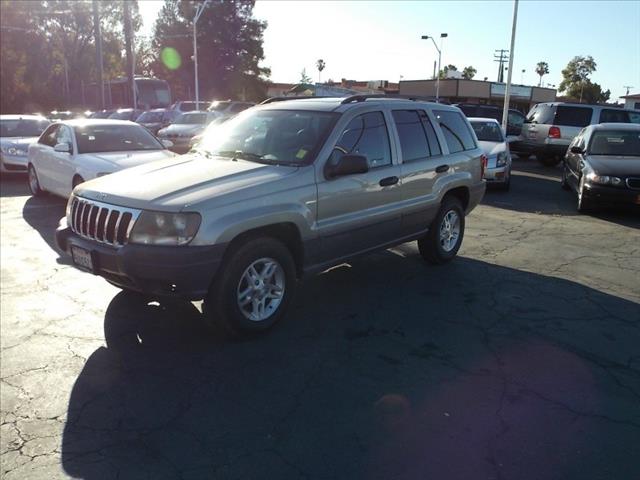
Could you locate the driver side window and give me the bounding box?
[330,112,391,169]
[56,126,73,151]
[39,125,59,147]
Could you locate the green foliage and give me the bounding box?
[462,66,476,80]
[558,56,609,103]
[299,68,312,84]
[438,64,457,79]
[535,61,549,86]
[149,0,269,102]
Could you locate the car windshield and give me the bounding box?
[174,113,209,125]
[470,121,504,142]
[74,124,163,154]
[137,111,164,123]
[0,118,49,137]
[195,109,338,165]
[588,130,640,156]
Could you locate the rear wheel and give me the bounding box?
[203,237,297,336]
[28,164,44,196]
[418,196,465,265]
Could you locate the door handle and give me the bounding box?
[435,164,450,173]
[379,176,399,187]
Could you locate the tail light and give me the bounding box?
[480,154,487,178]
[548,126,561,138]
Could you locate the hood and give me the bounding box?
[586,155,640,176]
[477,140,507,157]
[75,154,300,210]
[161,124,204,136]
[81,150,175,169]
[1,136,40,147]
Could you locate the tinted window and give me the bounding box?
[39,125,59,147]
[422,112,442,156]
[525,104,554,124]
[554,106,592,127]
[434,110,476,153]
[599,109,631,123]
[333,112,391,168]
[0,118,49,137]
[588,130,640,156]
[469,121,504,142]
[74,124,163,154]
[478,107,501,120]
[137,111,164,123]
[392,110,441,161]
[629,112,640,124]
[175,113,208,125]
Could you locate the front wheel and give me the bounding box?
[203,237,297,335]
[418,196,465,265]
[28,165,44,196]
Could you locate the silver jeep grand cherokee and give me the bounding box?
[56,96,486,334]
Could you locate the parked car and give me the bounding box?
[48,110,75,121]
[156,111,219,153]
[108,108,144,122]
[468,117,512,190]
[188,116,230,149]
[561,123,640,212]
[167,101,211,114]
[27,119,176,198]
[55,95,486,335]
[136,108,172,135]
[207,100,255,121]
[89,109,117,119]
[456,104,526,137]
[1,115,50,173]
[521,102,640,166]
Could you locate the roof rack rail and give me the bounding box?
[339,94,443,104]
[260,96,315,105]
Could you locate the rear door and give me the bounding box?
[316,110,403,262]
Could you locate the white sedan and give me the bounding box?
[468,117,513,190]
[28,119,176,198]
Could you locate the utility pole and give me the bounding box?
[501,0,519,133]
[92,0,105,110]
[494,49,509,83]
[123,0,136,109]
[623,85,633,96]
[193,0,211,105]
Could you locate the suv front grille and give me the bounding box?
[69,197,141,246]
[626,178,640,190]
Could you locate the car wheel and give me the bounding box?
[560,163,571,190]
[499,168,511,191]
[538,154,561,167]
[418,195,465,265]
[203,237,297,335]
[28,164,44,196]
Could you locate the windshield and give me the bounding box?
[74,124,163,154]
[470,121,504,142]
[588,130,640,156]
[196,109,338,165]
[175,113,209,125]
[0,118,49,137]
[137,111,164,123]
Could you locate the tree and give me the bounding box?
[438,64,457,79]
[150,0,270,102]
[316,59,325,83]
[462,66,476,80]
[558,56,608,103]
[535,61,549,87]
[299,68,312,84]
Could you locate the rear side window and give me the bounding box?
[392,110,441,162]
[554,106,592,127]
[599,109,632,123]
[434,110,476,153]
[334,112,391,168]
[526,104,554,124]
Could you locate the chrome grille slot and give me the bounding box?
[627,178,640,190]
[69,197,141,247]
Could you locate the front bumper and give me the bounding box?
[583,183,640,207]
[56,222,227,300]
[0,153,28,172]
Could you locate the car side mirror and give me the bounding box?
[570,146,583,154]
[54,142,71,153]
[161,139,174,148]
[326,154,369,178]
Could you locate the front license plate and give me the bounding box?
[71,245,93,272]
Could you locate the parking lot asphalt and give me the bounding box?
[1,158,639,480]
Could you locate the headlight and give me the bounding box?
[496,152,508,167]
[586,173,622,186]
[129,211,201,246]
[4,146,27,156]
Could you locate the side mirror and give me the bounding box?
[161,139,174,148]
[54,142,71,153]
[570,146,583,154]
[326,154,369,178]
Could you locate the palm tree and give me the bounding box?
[316,59,326,83]
[535,61,549,87]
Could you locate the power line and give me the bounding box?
[493,49,509,83]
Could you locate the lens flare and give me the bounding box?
[161,47,181,70]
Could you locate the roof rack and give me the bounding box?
[340,94,444,104]
[260,96,316,105]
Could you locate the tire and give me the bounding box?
[538,154,561,167]
[498,168,511,191]
[560,163,571,190]
[418,196,465,265]
[28,164,44,196]
[203,237,297,335]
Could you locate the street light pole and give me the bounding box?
[193,0,210,105]
[501,0,519,133]
[421,33,447,102]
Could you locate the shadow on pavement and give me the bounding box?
[483,158,640,229]
[0,173,30,197]
[62,253,640,480]
[21,194,69,263]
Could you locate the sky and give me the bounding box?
[138,0,640,101]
